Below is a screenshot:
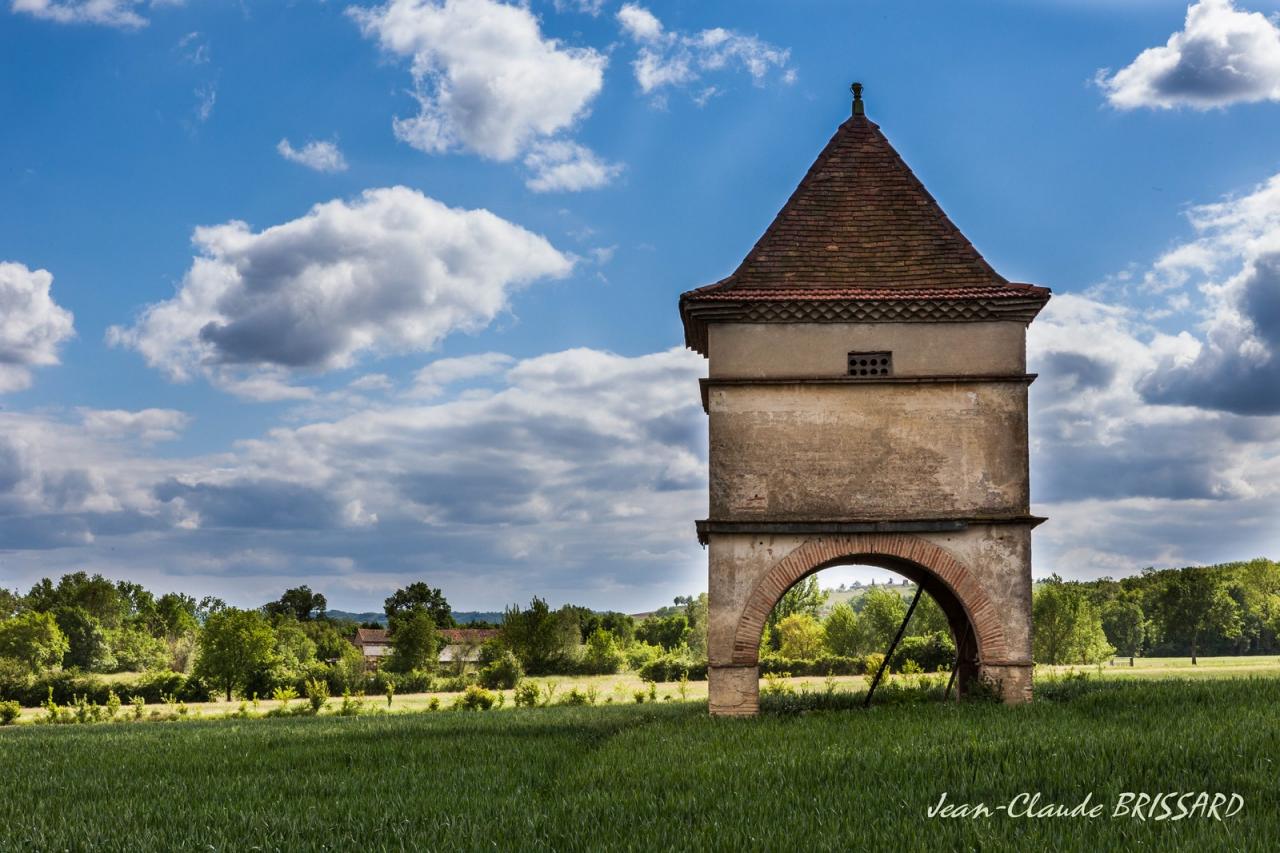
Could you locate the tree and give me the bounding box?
[53,606,115,671]
[777,613,826,659]
[823,603,860,656]
[857,587,908,653]
[0,588,23,620]
[156,592,199,639]
[386,609,438,673]
[27,572,126,629]
[766,577,828,636]
[195,608,279,701]
[1032,579,1114,665]
[1102,599,1146,659]
[0,611,69,672]
[581,628,625,674]
[502,597,573,673]
[635,614,691,651]
[264,585,327,622]
[1158,567,1242,664]
[908,592,951,637]
[384,583,454,628]
[108,624,168,672]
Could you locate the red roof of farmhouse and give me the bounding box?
[679,86,1050,353]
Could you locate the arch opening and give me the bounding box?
[756,559,980,699]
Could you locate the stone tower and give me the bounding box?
[680,85,1051,716]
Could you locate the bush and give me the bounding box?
[558,688,590,706]
[580,629,625,675]
[0,699,19,725]
[512,681,540,708]
[638,654,708,683]
[305,678,329,714]
[478,651,523,690]
[890,633,956,673]
[458,685,495,711]
[624,642,664,671]
[6,670,208,708]
[758,654,865,677]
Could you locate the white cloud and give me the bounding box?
[1130,172,1280,413]
[193,83,216,124]
[9,0,176,29]
[1098,0,1280,109]
[616,3,794,97]
[523,139,624,192]
[277,138,349,173]
[552,0,603,15]
[351,0,617,189]
[0,262,75,393]
[410,351,513,397]
[107,186,573,395]
[176,31,209,65]
[0,346,708,610]
[78,408,192,443]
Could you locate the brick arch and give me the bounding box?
[730,533,1010,665]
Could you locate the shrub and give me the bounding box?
[580,629,625,675]
[900,659,923,675]
[559,688,590,706]
[638,653,708,683]
[458,685,495,711]
[512,681,540,708]
[478,651,523,690]
[890,633,956,674]
[0,700,19,725]
[624,642,664,671]
[305,678,330,714]
[632,690,645,704]
[862,653,886,679]
[338,690,364,717]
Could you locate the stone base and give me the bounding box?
[708,665,759,716]
[979,662,1033,704]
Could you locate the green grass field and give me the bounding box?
[3,676,1277,851]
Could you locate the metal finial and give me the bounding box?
[851,81,864,116]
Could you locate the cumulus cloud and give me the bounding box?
[0,346,708,609]
[1130,172,1280,413]
[9,0,177,29]
[616,3,794,99]
[0,262,75,393]
[351,0,620,190]
[1098,0,1280,109]
[78,408,192,443]
[523,140,624,193]
[277,138,349,173]
[107,186,572,396]
[410,351,513,397]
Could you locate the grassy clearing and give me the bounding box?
[2,677,1277,851]
[11,654,1280,723]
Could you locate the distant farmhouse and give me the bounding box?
[352,627,500,670]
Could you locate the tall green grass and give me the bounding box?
[1,678,1276,851]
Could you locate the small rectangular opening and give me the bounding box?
[848,351,893,377]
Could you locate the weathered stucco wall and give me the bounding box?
[706,528,1033,715]
[707,382,1031,520]
[707,322,1026,378]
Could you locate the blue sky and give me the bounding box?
[3,0,1280,611]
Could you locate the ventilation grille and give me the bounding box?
[848,351,892,377]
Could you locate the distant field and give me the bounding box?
[10,655,1280,723]
[2,678,1276,850]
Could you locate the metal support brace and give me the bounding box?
[944,631,969,701]
[863,586,922,708]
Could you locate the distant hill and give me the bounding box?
[326,609,503,626]
[821,583,917,614]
